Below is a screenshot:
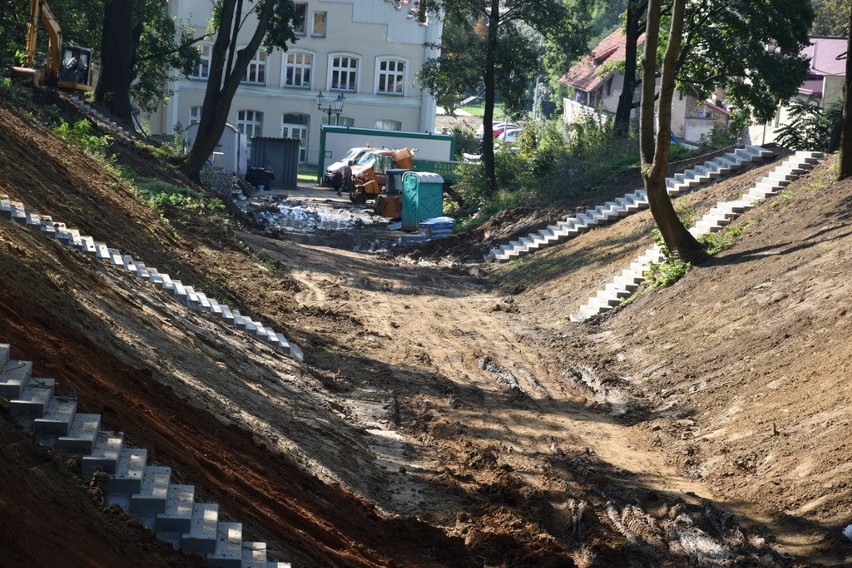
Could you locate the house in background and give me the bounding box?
[145,0,442,169]
[747,36,847,146]
[559,28,730,145]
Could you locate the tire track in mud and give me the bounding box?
[242,231,791,564]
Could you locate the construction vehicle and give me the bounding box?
[349,147,414,205]
[12,0,94,91]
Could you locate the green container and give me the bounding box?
[402,172,444,231]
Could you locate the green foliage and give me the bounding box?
[775,98,843,152]
[131,2,204,115]
[697,124,740,153]
[451,126,479,159]
[810,0,850,35]
[134,177,224,211]
[675,0,814,127]
[447,113,643,228]
[644,227,692,288]
[53,119,111,156]
[700,220,758,255]
[644,257,692,289]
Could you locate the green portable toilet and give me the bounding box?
[401,172,444,231]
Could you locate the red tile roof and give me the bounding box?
[559,28,643,92]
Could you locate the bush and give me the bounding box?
[774,98,840,151]
[53,119,111,156]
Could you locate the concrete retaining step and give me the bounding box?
[57,413,102,456]
[0,358,32,400]
[182,502,220,556]
[208,522,243,568]
[33,396,77,437]
[82,431,125,482]
[570,150,823,322]
[0,197,304,362]
[109,447,148,494]
[156,484,196,533]
[130,466,172,514]
[9,377,55,420]
[486,145,775,263]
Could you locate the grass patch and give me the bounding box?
[134,177,224,211]
[458,101,508,119]
[701,220,759,255]
[298,170,318,184]
[53,119,111,156]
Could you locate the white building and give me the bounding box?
[147,0,442,168]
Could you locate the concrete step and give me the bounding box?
[130,466,172,514]
[9,377,55,420]
[155,484,196,533]
[109,447,148,494]
[56,413,102,456]
[220,305,235,325]
[32,396,77,436]
[207,522,243,568]
[181,502,219,556]
[0,358,33,400]
[82,431,125,482]
[78,235,97,255]
[107,248,124,266]
[241,542,269,568]
[93,242,111,260]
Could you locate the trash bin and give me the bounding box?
[245,166,274,190]
[401,172,444,231]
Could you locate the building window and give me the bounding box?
[190,45,211,79]
[377,59,405,95]
[284,51,312,88]
[189,106,202,126]
[243,50,266,84]
[294,3,307,34]
[338,116,355,127]
[375,119,401,131]
[312,11,327,36]
[237,110,263,152]
[282,113,309,163]
[330,55,358,92]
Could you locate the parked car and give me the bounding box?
[498,127,523,143]
[475,120,519,139]
[323,146,373,189]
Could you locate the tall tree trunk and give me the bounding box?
[180,0,273,183]
[613,0,643,137]
[640,0,705,263]
[838,3,852,180]
[480,0,500,197]
[95,0,135,126]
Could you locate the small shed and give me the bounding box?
[183,122,247,175]
[249,137,300,190]
[401,172,444,231]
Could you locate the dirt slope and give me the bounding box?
[0,88,850,567]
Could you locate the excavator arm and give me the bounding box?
[25,0,62,84]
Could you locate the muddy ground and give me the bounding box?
[0,87,849,567]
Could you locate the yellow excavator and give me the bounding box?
[12,0,93,91]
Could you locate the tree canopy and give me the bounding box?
[418,0,583,196]
[811,0,851,36]
[638,0,813,264]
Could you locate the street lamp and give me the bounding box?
[316,91,345,125]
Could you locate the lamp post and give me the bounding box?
[316,91,345,125]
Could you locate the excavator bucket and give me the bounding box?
[392,148,414,169]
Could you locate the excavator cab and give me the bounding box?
[58,45,92,88]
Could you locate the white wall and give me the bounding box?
[147,0,442,167]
